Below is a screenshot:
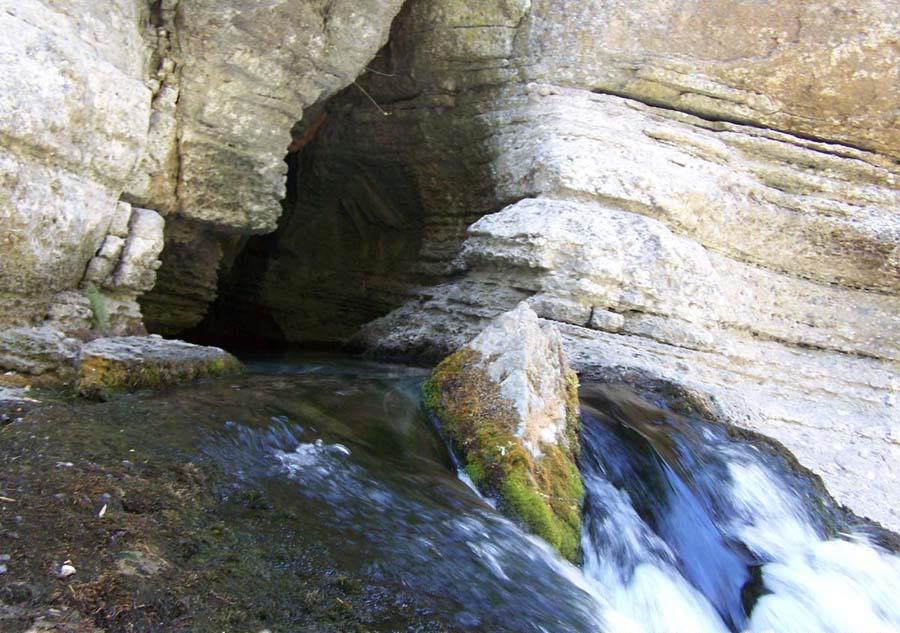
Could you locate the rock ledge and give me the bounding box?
[78,336,241,400]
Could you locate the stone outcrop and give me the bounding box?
[522,0,899,158]
[424,304,583,561]
[0,0,152,329]
[81,203,166,335]
[141,217,233,336]
[0,328,83,376]
[0,328,239,400]
[0,0,409,336]
[77,336,240,400]
[171,0,407,233]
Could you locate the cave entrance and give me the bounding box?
[182,96,426,352]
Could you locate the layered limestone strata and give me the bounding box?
[138,0,410,334]
[203,0,897,347]
[171,0,408,232]
[0,0,152,328]
[341,0,900,531]
[0,0,897,531]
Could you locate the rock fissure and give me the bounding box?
[590,86,890,157]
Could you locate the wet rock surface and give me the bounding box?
[343,0,899,531]
[0,401,446,632]
[0,0,896,549]
[0,359,608,633]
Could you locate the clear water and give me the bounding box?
[156,356,899,632]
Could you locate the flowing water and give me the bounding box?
[578,386,900,633]
[85,356,900,632]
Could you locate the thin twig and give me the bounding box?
[364,66,397,77]
[353,80,392,116]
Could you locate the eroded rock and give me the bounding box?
[174,0,408,232]
[340,0,899,532]
[78,336,241,400]
[0,328,82,376]
[0,0,152,328]
[423,304,583,561]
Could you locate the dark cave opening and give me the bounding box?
[142,6,499,353]
[180,97,428,352]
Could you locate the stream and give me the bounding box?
[199,357,900,632]
[8,356,897,632]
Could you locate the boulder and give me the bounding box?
[78,336,241,401]
[423,303,583,562]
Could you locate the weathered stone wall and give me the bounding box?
[521,0,900,157]
[342,0,899,530]
[0,0,897,531]
[0,0,152,329]
[1,0,408,336]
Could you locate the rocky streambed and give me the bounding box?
[1,355,897,633]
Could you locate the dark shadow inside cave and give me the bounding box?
[180,96,427,352]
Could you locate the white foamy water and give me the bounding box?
[580,476,730,633]
[730,462,900,633]
[575,393,900,633]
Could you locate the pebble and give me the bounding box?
[0,564,6,574]
[57,563,76,578]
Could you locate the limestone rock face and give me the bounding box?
[344,0,900,531]
[424,304,583,561]
[140,218,231,336]
[522,0,900,157]
[0,0,409,335]
[0,0,152,328]
[174,0,408,232]
[80,204,166,336]
[466,303,577,457]
[140,0,411,334]
[0,0,897,534]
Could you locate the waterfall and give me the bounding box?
[578,385,900,633]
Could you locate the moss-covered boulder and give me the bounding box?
[78,336,241,400]
[423,303,583,562]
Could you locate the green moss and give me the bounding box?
[78,354,242,401]
[564,369,581,455]
[463,461,486,486]
[423,348,584,563]
[206,357,229,375]
[82,283,110,335]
